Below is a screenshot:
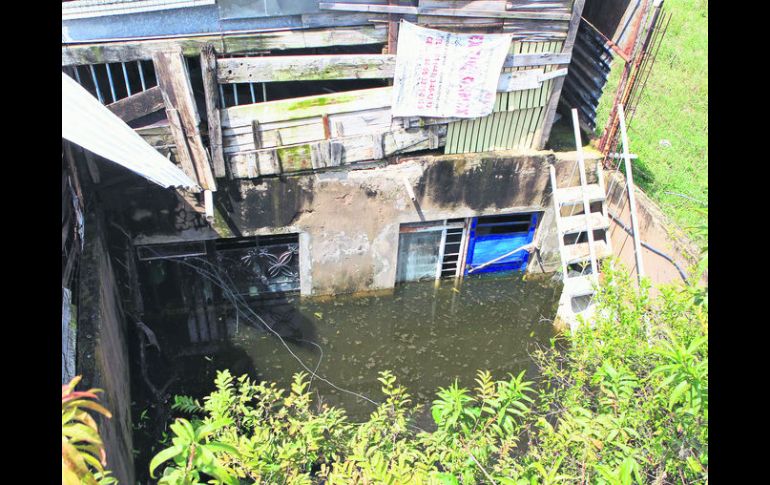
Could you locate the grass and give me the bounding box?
[594,0,708,243]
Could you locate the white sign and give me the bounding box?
[391,21,513,118]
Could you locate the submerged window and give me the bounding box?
[395,213,539,284]
[215,234,300,295]
[465,213,539,274]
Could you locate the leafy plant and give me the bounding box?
[62,376,117,485]
[149,417,240,485]
[150,263,707,484]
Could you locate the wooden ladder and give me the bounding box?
[549,109,613,331]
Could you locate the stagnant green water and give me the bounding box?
[157,272,561,425]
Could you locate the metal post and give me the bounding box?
[121,62,132,96]
[105,63,117,103]
[89,64,104,104]
[137,60,147,91]
[618,104,645,283]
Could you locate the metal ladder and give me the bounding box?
[549,109,613,331]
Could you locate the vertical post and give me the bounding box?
[200,44,226,178]
[618,104,645,283]
[137,60,146,91]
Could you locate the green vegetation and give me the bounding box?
[151,262,708,484]
[595,0,708,241]
[62,376,118,485]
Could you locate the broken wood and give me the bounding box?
[153,47,216,190]
[106,86,164,123]
[200,44,226,178]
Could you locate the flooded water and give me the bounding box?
[148,272,561,425]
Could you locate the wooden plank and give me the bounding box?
[165,108,199,184]
[216,52,569,84]
[62,25,388,66]
[153,47,217,190]
[535,0,584,149]
[106,86,164,123]
[504,51,571,67]
[217,54,396,83]
[319,3,571,20]
[228,125,446,177]
[221,86,393,127]
[200,44,226,178]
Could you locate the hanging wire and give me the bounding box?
[145,248,381,407]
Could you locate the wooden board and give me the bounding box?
[62,25,388,66]
[200,44,226,178]
[153,47,216,190]
[319,2,571,20]
[106,86,164,123]
[216,52,571,83]
[217,54,396,83]
[229,125,445,177]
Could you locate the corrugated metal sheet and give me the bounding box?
[62,72,200,191]
[560,22,613,133]
[62,0,215,21]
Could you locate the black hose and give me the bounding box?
[607,211,689,283]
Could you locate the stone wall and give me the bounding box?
[604,170,705,288]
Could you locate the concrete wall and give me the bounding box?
[124,151,598,295]
[605,170,705,288]
[77,209,135,485]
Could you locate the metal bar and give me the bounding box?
[137,60,147,90]
[232,84,239,105]
[618,105,645,283]
[121,61,132,96]
[467,244,534,274]
[262,82,268,103]
[249,82,256,104]
[71,66,82,84]
[218,84,226,108]
[105,63,118,103]
[89,64,104,104]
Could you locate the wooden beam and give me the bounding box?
[216,53,571,84]
[199,44,226,178]
[535,0,585,150]
[319,3,571,20]
[62,25,387,66]
[217,54,396,83]
[153,47,217,190]
[165,108,199,184]
[106,86,164,123]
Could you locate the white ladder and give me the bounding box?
[550,109,613,331]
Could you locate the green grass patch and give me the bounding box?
[595,0,708,243]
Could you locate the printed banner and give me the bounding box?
[391,21,513,118]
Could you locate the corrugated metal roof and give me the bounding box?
[62,72,200,192]
[62,0,215,21]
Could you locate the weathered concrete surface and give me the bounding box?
[77,209,135,485]
[117,149,601,296]
[221,150,581,296]
[605,170,706,289]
